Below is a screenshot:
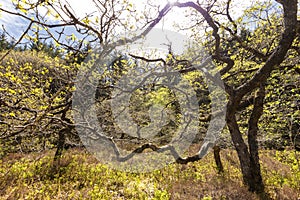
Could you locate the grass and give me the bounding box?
[0,146,299,200]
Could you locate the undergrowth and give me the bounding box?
[0,148,299,199]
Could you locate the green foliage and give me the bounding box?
[0,50,79,154]
[261,150,300,198]
[0,149,299,199]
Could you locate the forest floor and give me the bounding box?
[0,145,299,200]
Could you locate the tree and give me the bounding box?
[169,0,297,193]
[0,0,135,160]
[0,50,78,155]
[0,0,298,195]
[0,32,13,51]
[115,0,297,193]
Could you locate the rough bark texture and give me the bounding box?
[247,84,265,192]
[226,90,266,193]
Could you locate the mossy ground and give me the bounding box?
[0,146,299,200]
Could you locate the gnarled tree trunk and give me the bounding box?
[226,84,266,193]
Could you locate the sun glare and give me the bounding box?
[167,0,179,4]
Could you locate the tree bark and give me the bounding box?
[226,94,265,193]
[247,84,265,193]
[54,128,66,161]
[226,96,255,189]
[213,145,224,173]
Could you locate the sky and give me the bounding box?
[0,0,292,46]
[0,0,255,36]
[0,0,29,36]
